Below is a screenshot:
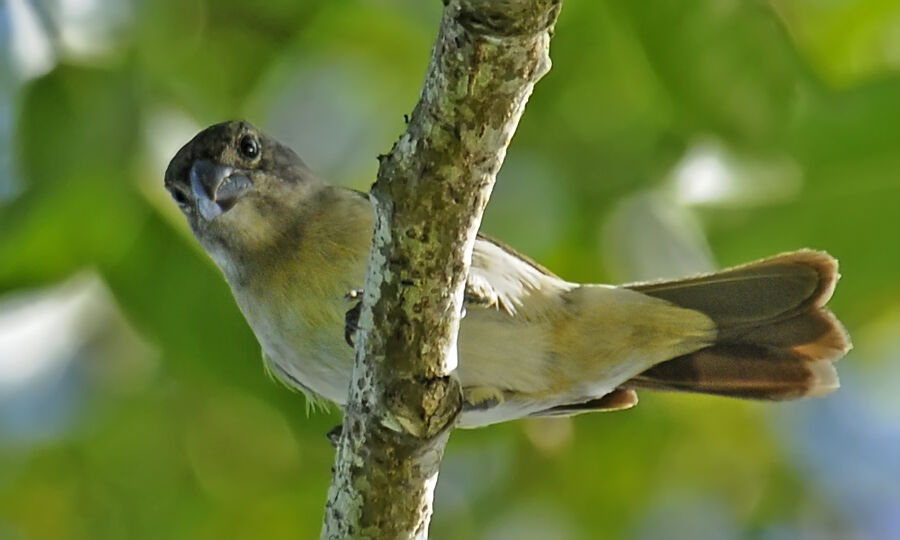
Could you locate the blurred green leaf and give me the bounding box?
[772,0,900,87]
[1,65,143,290]
[615,0,799,149]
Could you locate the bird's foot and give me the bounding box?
[326,424,342,447]
[344,289,363,347]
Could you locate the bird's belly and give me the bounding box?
[236,289,355,405]
[241,290,557,419]
[260,327,353,405]
[240,292,594,424]
[457,310,553,394]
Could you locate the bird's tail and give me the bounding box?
[623,250,851,400]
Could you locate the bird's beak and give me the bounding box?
[190,159,252,221]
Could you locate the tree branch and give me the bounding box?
[323,1,562,538]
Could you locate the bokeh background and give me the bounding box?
[2,0,900,538]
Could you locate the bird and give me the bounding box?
[164,120,851,428]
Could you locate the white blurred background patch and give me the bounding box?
[0,272,156,445]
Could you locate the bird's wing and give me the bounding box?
[466,235,573,320]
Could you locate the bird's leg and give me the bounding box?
[344,289,363,347]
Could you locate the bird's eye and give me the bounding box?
[170,186,190,207]
[238,135,260,160]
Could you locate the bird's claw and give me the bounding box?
[344,289,363,347]
[326,424,343,447]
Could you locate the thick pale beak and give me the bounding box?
[190,160,252,221]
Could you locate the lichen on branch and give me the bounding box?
[322,1,562,538]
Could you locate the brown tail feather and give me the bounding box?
[531,388,640,417]
[624,250,851,400]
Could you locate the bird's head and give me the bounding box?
[164,120,325,274]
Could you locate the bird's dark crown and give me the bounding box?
[164,120,309,198]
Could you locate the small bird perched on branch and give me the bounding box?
[164,120,851,428]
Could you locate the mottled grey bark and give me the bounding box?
[322,1,562,538]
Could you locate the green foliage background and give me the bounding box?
[2,1,899,538]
